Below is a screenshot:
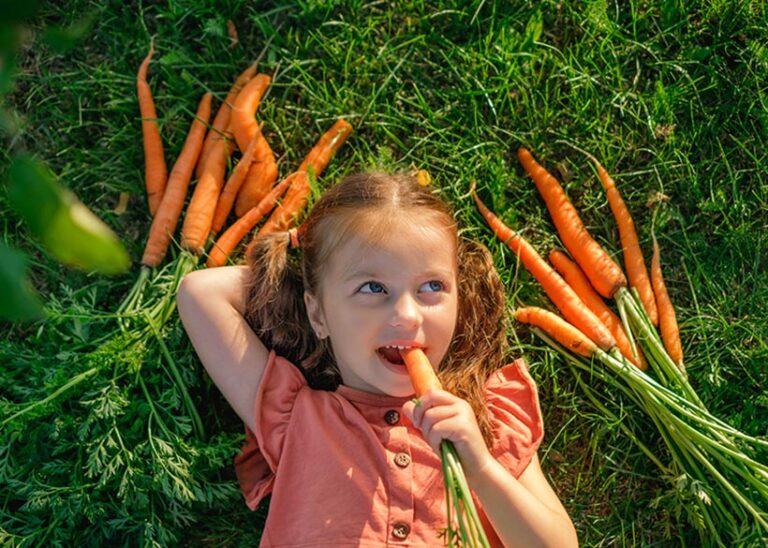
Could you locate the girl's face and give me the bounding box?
[304,217,459,396]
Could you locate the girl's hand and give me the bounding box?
[402,389,493,478]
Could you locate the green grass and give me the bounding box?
[2,0,767,546]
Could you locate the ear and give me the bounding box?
[304,291,328,339]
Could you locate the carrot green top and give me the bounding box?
[234,350,543,547]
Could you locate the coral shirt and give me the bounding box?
[234,351,543,547]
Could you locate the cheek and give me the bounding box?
[446,294,459,335]
[433,296,459,350]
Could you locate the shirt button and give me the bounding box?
[392,522,410,540]
[384,409,400,425]
[394,452,411,468]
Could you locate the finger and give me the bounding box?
[418,388,461,408]
[419,406,461,444]
[401,398,419,425]
[408,392,459,429]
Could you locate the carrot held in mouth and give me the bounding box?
[517,147,627,299]
[400,347,442,396]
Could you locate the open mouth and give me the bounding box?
[376,345,411,366]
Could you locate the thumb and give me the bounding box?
[401,397,422,426]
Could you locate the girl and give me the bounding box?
[177,172,578,547]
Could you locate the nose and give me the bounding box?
[389,292,422,328]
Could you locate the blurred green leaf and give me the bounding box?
[43,11,97,53]
[6,156,131,275]
[0,243,43,320]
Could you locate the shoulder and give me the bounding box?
[484,357,544,477]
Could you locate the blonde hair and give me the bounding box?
[244,172,509,444]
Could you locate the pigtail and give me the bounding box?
[441,237,509,445]
[243,232,341,390]
[243,232,313,366]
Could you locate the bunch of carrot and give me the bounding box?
[135,50,351,271]
[117,41,352,439]
[472,147,768,545]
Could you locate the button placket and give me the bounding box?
[383,422,414,545]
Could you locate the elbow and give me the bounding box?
[176,266,248,318]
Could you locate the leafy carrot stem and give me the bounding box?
[144,309,204,440]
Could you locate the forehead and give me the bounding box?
[326,217,458,282]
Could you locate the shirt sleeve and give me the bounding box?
[233,350,307,510]
[484,357,544,478]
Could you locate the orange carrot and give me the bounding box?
[256,172,309,235]
[211,127,262,234]
[298,118,353,176]
[471,184,616,351]
[180,121,233,254]
[206,174,295,268]
[137,38,167,216]
[230,73,272,152]
[513,307,598,358]
[651,233,684,369]
[234,133,279,216]
[141,92,212,267]
[227,73,276,216]
[196,62,257,178]
[259,119,353,233]
[549,249,645,369]
[591,156,659,326]
[400,347,442,397]
[518,147,627,299]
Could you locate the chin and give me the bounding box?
[383,384,416,398]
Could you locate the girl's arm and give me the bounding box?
[469,453,578,548]
[177,266,270,433]
[403,390,578,547]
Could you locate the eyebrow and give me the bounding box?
[341,268,377,282]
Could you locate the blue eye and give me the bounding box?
[359,281,385,294]
[421,280,444,293]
